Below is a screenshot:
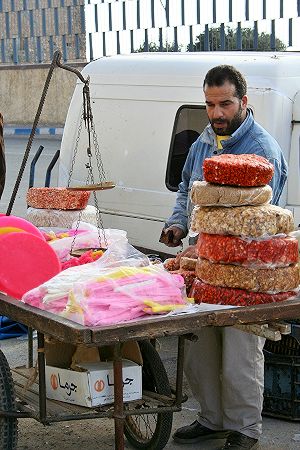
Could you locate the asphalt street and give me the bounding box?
[1,136,60,218]
[0,334,299,450]
[0,136,299,449]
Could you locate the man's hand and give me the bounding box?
[159,226,185,247]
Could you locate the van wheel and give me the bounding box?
[124,340,173,449]
[0,350,18,450]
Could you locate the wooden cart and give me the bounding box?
[0,294,299,450]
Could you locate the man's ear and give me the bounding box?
[241,95,248,110]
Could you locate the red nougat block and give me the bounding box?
[190,278,296,306]
[197,233,298,268]
[27,188,90,210]
[164,258,180,271]
[202,154,274,186]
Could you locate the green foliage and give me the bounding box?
[134,26,286,53]
[134,41,181,53]
[188,26,286,52]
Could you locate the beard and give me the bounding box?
[210,105,244,136]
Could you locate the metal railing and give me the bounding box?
[0,0,300,64]
[86,0,300,59]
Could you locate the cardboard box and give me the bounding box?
[46,359,142,407]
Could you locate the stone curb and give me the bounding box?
[4,126,64,137]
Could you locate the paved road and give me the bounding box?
[0,335,299,450]
[0,137,299,449]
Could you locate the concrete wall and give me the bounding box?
[0,62,86,126]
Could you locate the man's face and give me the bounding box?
[204,81,248,136]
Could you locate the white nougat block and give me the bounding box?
[26,204,98,228]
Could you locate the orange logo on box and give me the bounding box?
[94,379,105,392]
[50,374,58,390]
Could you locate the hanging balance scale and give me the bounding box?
[66,74,115,256]
[6,50,115,258]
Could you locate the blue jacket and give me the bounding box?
[166,110,288,236]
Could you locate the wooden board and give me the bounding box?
[89,298,300,345]
[66,182,115,191]
[0,293,299,346]
[0,295,91,344]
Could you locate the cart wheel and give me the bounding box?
[124,340,173,449]
[0,350,18,450]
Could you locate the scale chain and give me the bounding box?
[68,76,109,251]
[67,109,84,187]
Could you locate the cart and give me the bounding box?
[0,294,299,450]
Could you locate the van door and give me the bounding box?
[287,90,300,227]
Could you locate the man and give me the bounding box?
[161,65,287,450]
[0,113,6,198]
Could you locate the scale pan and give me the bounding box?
[66,182,115,191]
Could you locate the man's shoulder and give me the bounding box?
[249,120,282,157]
[250,120,278,142]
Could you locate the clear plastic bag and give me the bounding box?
[26,205,98,228]
[22,241,188,326]
[49,223,128,262]
[196,233,299,268]
[191,181,272,207]
[190,278,299,306]
[191,204,294,238]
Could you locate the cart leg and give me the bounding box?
[113,343,125,450]
[27,327,34,368]
[37,332,47,424]
[175,335,185,408]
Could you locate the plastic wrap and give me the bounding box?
[190,278,298,306]
[164,258,179,271]
[41,228,87,242]
[61,249,104,270]
[191,181,272,207]
[197,233,298,268]
[49,225,127,262]
[27,187,90,210]
[22,242,188,326]
[164,258,197,295]
[170,270,196,296]
[26,205,98,228]
[179,257,197,271]
[202,154,274,186]
[191,204,294,238]
[195,258,300,293]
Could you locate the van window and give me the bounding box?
[166,106,207,191]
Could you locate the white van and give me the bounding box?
[58,51,300,255]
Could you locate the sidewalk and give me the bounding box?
[4,125,63,137]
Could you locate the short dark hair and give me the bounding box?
[203,65,247,99]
